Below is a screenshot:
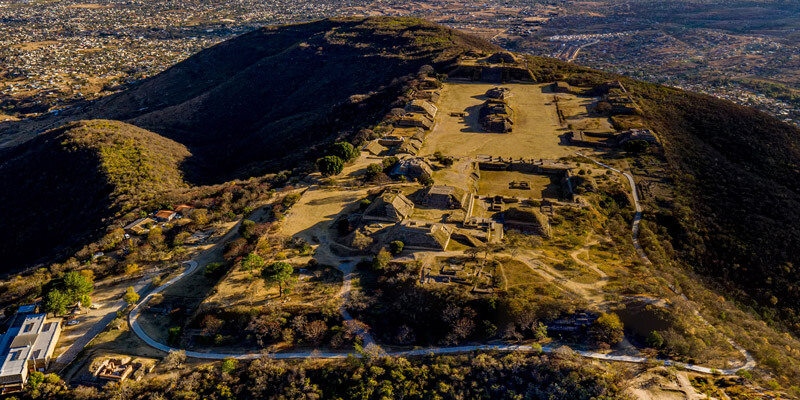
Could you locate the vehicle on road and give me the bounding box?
[89,304,100,310]
[67,320,80,326]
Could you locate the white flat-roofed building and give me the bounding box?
[0,307,62,392]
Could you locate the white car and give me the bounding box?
[89,304,100,310]
[67,320,80,326]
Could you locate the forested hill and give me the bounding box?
[0,120,189,269]
[630,82,800,332]
[0,17,498,271]
[0,17,498,184]
[0,16,799,337]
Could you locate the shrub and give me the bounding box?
[623,139,649,154]
[167,327,183,347]
[389,241,404,255]
[205,262,226,278]
[382,156,399,171]
[317,156,344,176]
[123,286,140,305]
[365,163,384,181]
[329,141,359,162]
[282,193,302,208]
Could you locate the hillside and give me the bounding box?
[0,15,798,344]
[631,83,800,331]
[0,120,189,269]
[0,17,498,183]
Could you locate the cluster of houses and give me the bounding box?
[123,204,194,235]
[0,305,62,392]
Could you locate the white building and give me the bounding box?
[0,305,62,392]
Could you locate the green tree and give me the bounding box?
[382,156,399,171]
[262,262,295,297]
[27,371,46,391]
[317,155,344,176]
[147,225,164,246]
[389,240,404,255]
[365,163,384,181]
[418,175,434,186]
[123,286,140,305]
[44,289,71,316]
[372,248,392,271]
[221,358,238,374]
[239,219,257,240]
[329,141,359,162]
[623,139,649,155]
[168,327,183,347]
[590,313,624,347]
[63,270,94,299]
[79,294,92,308]
[646,330,664,348]
[241,253,265,272]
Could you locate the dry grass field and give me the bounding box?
[201,263,342,310]
[421,82,612,159]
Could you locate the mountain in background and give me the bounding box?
[0,17,497,183]
[0,16,798,343]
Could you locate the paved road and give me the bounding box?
[52,276,152,372]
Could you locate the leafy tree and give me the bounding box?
[123,286,140,305]
[317,156,344,176]
[64,270,94,299]
[646,330,664,348]
[372,248,392,271]
[205,262,226,279]
[147,225,164,246]
[221,358,238,374]
[25,371,65,398]
[590,313,624,347]
[623,139,649,154]
[239,220,257,240]
[389,240,404,255]
[193,208,209,225]
[124,263,141,275]
[168,327,183,347]
[329,141,359,162]
[382,156,399,171]
[365,163,384,181]
[418,175,434,186]
[241,253,265,272]
[262,262,295,297]
[79,294,92,308]
[44,289,71,316]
